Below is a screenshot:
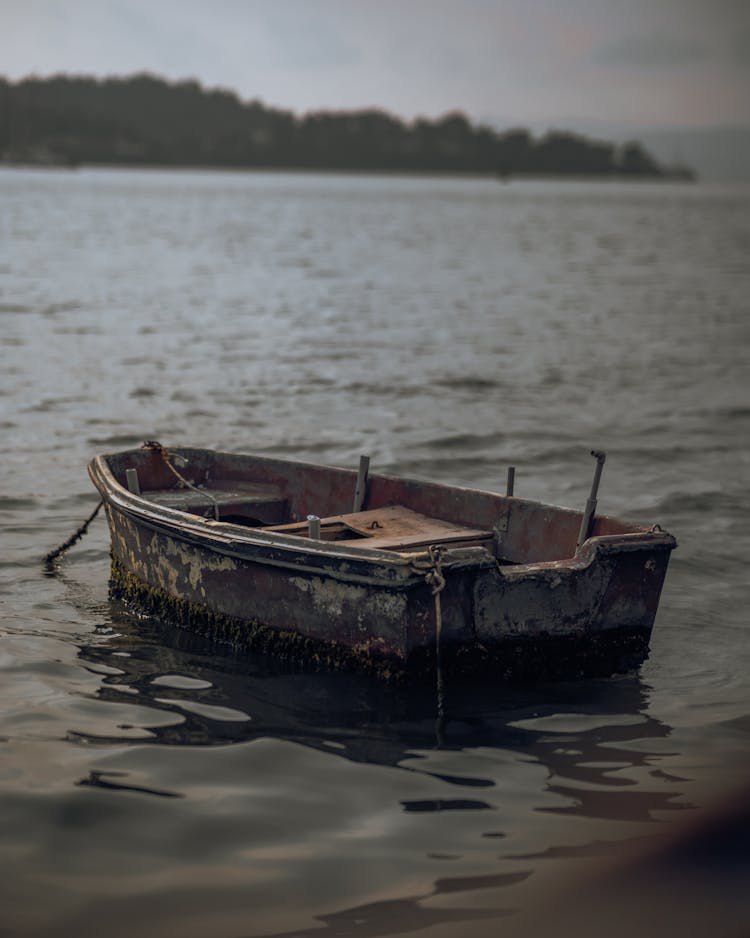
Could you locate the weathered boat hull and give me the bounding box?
[90,446,676,682]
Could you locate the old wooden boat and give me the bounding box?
[88,442,676,682]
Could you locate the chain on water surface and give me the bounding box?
[43,499,104,568]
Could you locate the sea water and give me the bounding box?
[1,167,749,937]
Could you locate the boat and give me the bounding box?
[88,442,676,682]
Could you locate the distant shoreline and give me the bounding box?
[0,157,697,184]
[0,72,696,182]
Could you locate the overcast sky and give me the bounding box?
[2,0,749,130]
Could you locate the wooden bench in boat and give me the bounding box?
[266,505,492,552]
[144,482,288,525]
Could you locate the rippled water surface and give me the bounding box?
[1,167,749,937]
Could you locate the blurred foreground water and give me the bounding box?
[1,167,749,937]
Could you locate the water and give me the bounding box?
[1,167,749,937]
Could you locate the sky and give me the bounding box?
[1,0,749,132]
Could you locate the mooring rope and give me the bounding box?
[142,440,220,520]
[410,544,447,718]
[43,499,104,568]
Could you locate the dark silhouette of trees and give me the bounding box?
[0,73,690,178]
[618,141,662,175]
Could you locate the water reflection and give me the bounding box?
[247,870,528,938]
[77,600,692,829]
[20,595,693,937]
[77,769,184,799]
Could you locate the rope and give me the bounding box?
[142,440,220,520]
[409,544,446,596]
[410,545,447,710]
[43,499,104,568]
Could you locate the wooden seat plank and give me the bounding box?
[267,505,491,551]
[146,481,284,510]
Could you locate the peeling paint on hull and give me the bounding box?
[89,446,677,682]
[108,556,653,683]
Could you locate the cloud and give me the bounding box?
[252,4,361,71]
[594,32,712,68]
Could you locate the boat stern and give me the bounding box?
[471,528,676,678]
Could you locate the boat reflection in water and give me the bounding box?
[69,602,703,938]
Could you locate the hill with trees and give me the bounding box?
[0,73,693,179]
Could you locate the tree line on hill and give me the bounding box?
[0,73,693,178]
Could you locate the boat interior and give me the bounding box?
[99,446,645,563]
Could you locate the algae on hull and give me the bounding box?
[108,556,651,683]
[109,556,409,682]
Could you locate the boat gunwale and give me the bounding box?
[88,449,676,581]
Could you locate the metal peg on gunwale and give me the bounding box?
[577,450,606,548]
[307,515,321,539]
[506,466,515,497]
[352,454,370,512]
[125,468,141,495]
